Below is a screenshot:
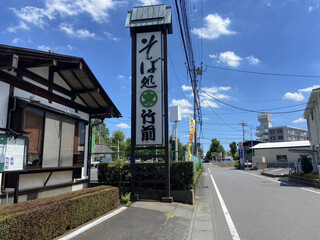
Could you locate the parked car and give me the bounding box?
[91,161,100,168]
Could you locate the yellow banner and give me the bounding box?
[189,117,195,144]
[187,143,192,159]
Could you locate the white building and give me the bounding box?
[0,45,121,204]
[256,113,272,141]
[251,141,311,168]
[303,88,320,165]
[268,126,308,142]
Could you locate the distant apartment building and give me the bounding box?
[256,113,272,141]
[268,126,308,142]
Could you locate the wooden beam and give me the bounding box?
[20,59,57,69]
[0,54,18,70]
[76,88,100,94]
[0,70,89,113]
[17,68,76,99]
[53,62,83,72]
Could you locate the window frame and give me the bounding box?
[9,98,88,170]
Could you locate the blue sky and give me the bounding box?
[1,0,320,153]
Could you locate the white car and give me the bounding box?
[91,161,100,168]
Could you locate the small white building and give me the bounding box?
[0,45,121,204]
[251,141,311,168]
[303,88,320,165]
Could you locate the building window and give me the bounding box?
[24,108,44,168]
[10,105,44,168]
[10,98,86,169]
[277,155,287,162]
[278,136,283,140]
[277,129,282,133]
[74,121,86,166]
[271,136,275,140]
[270,130,275,134]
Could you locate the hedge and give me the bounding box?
[98,161,195,190]
[0,186,119,240]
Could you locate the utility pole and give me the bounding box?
[190,66,202,157]
[239,120,247,166]
[192,68,198,157]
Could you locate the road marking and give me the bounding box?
[59,207,128,240]
[210,174,241,240]
[300,188,320,195]
[238,170,289,185]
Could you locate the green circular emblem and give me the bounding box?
[140,90,158,108]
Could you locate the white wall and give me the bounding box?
[0,81,10,196]
[19,171,73,190]
[254,147,310,165]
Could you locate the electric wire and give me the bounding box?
[200,88,307,114]
[205,65,320,78]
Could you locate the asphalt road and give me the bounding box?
[204,163,320,240]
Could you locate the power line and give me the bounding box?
[204,65,320,78]
[200,88,306,114]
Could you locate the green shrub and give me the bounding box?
[234,161,240,169]
[0,186,118,240]
[98,161,195,190]
[301,156,313,173]
[120,192,131,204]
[171,162,194,190]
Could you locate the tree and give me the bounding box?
[111,130,127,152]
[206,138,225,159]
[91,119,109,144]
[229,141,237,158]
[301,156,313,173]
[169,135,185,161]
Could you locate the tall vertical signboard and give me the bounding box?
[136,32,163,145]
[126,5,172,201]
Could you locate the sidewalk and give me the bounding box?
[58,174,213,240]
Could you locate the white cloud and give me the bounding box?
[308,6,315,12]
[219,51,242,67]
[12,38,22,44]
[138,0,160,6]
[246,55,260,65]
[298,85,320,93]
[76,0,115,23]
[192,13,236,40]
[116,123,130,129]
[219,86,231,91]
[171,99,192,108]
[11,0,115,30]
[201,100,219,108]
[67,44,76,50]
[10,6,53,28]
[118,74,125,79]
[292,118,306,124]
[59,23,95,38]
[209,54,217,59]
[38,45,51,51]
[181,85,193,91]
[7,21,30,32]
[104,32,120,41]
[283,92,305,101]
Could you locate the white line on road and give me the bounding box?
[300,188,320,195]
[239,171,320,196]
[238,170,289,185]
[59,207,128,240]
[210,173,241,240]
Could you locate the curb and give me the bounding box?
[58,207,128,240]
